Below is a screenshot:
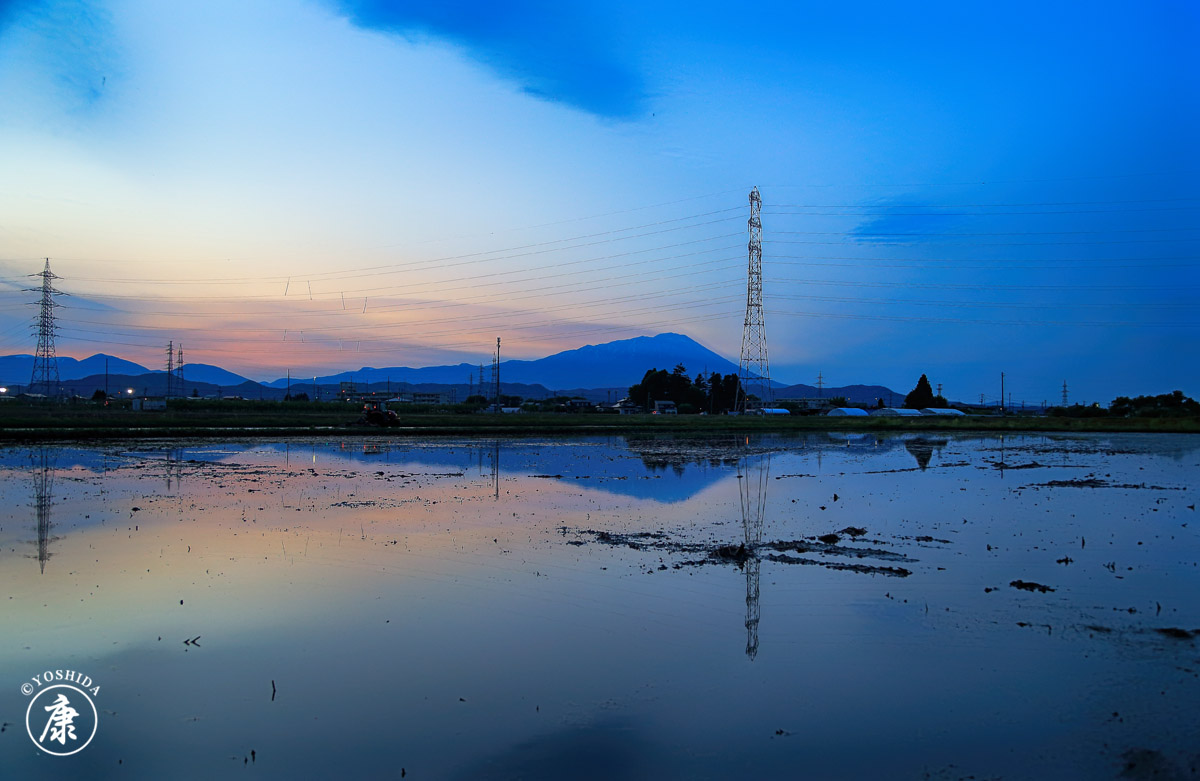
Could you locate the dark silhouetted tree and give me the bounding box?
[904,375,936,409]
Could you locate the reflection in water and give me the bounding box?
[165,447,184,491]
[492,440,499,500]
[31,448,56,574]
[474,441,501,499]
[903,438,947,471]
[739,452,770,660]
[1,434,1198,778]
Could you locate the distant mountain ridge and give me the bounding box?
[267,333,742,390]
[0,334,904,404]
[0,354,253,387]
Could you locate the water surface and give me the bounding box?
[1,433,1198,778]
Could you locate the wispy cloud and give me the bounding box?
[328,0,646,119]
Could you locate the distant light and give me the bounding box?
[127,388,134,394]
[0,387,7,393]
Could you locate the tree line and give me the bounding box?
[628,364,743,414]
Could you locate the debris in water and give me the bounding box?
[1010,580,1055,593]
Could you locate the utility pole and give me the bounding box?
[1000,372,1005,414]
[937,382,943,398]
[29,259,62,398]
[493,337,501,410]
[736,187,771,413]
[816,372,824,398]
[1062,380,1069,407]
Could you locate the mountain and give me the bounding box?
[174,363,254,387]
[500,333,740,390]
[0,353,151,385]
[1,335,905,403]
[774,383,905,406]
[266,333,742,391]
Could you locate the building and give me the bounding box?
[870,407,923,417]
[779,397,834,413]
[652,400,678,415]
[826,407,869,417]
[920,408,965,416]
[612,398,642,415]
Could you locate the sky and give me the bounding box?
[0,0,1196,405]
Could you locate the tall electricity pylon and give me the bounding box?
[29,259,63,398]
[736,188,771,413]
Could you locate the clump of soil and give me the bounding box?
[712,543,752,565]
[817,533,840,544]
[1010,579,1055,593]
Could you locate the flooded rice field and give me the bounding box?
[1,432,1198,779]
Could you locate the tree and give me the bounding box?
[707,372,741,413]
[1110,390,1199,418]
[904,375,936,409]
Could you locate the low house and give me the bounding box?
[132,397,167,411]
[779,397,834,413]
[612,398,642,415]
[652,400,677,415]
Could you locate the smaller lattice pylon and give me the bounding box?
[28,259,64,398]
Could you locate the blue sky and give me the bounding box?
[0,0,1196,404]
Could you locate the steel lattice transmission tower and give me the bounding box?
[736,187,771,412]
[29,258,63,398]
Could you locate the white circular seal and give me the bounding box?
[25,684,98,757]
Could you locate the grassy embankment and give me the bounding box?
[0,399,1196,441]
